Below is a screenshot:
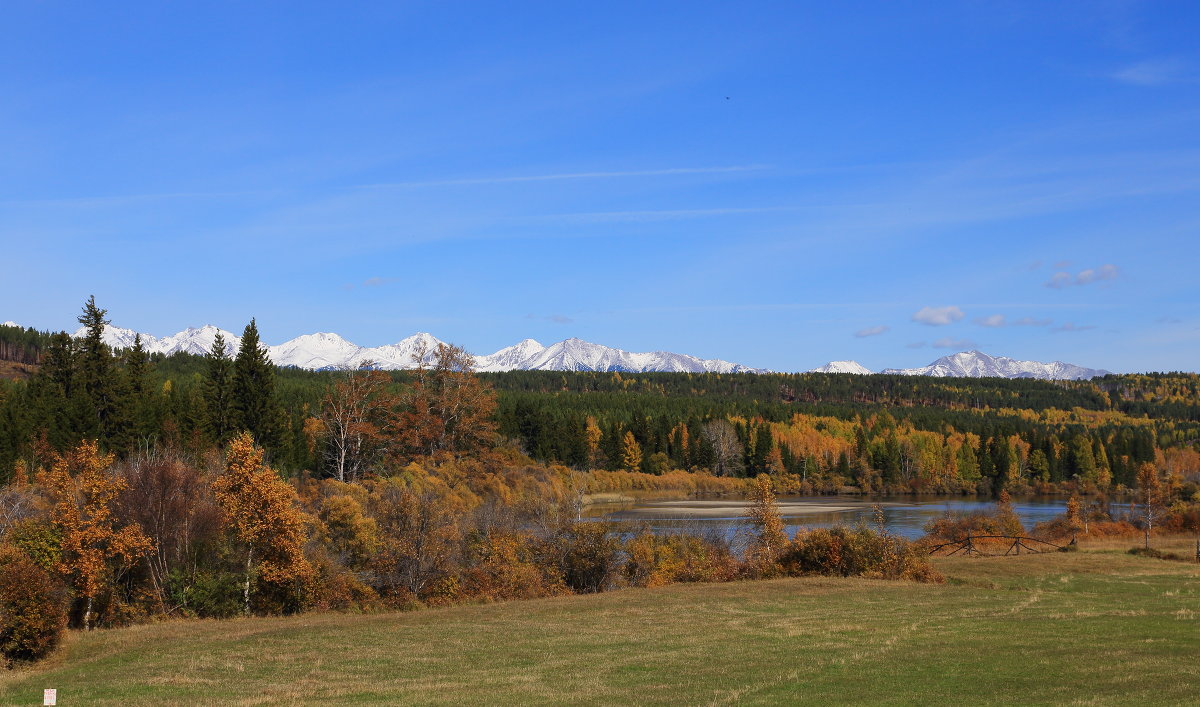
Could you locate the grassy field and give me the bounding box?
[2,539,1198,705]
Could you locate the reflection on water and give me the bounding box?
[583,495,1069,541]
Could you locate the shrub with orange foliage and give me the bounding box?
[624,531,738,588]
[779,526,943,583]
[461,531,568,601]
[0,546,68,665]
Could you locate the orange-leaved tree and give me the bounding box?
[399,343,497,461]
[1135,462,1165,549]
[39,441,153,630]
[745,474,787,577]
[213,433,313,615]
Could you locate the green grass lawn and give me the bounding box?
[2,547,1198,705]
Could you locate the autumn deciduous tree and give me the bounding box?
[399,343,497,460]
[584,416,603,470]
[1065,495,1084,537]
[39,441,153,629]
[367,478,467,600]
[316,363,397,482]
[621,431,643,472]
[117,450,222,613]
[213,434,313,614]
[1136,462,1165,549]
[746,474,787,577]
[702,420,744,477]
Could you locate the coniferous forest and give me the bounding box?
[0,299,1198,666]
[2,301,1197,495]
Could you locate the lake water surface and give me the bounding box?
[583,495,1069,541]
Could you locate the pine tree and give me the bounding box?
[232,319,277,446]
[75,297,131,454]
[124,334,154,443]
[204,333,235,443]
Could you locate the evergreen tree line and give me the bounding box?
[1,301,1197,492]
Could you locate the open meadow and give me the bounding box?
[2,539,1197,706]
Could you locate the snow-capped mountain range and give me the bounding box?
[0,320,1110,379]
[803,352,1108,380]
[879,350,1109,380]
[57,323,765,374]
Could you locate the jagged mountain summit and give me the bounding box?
[881,350,1108,380]
[506,337,762,374]
[475,339,547,373]
[808,360,873,375]
[60,323,765,373]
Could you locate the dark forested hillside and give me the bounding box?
[2,309,1198,493]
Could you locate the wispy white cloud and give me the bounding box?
[933,337,977,349]
[1112,58,1193,86]
[912,306,964,326]
[974,314,1006,328]
[1054,322,1097,332]
[906,341,927,349]
[343,276,398,290]
[1076,264,1119,285]
[1045,264,1119,288]
[1013,316,1052,327]
[534,206,799,224]
[1045,272,1073,289]
[854,325,889,338]
[356,165,771,190]
[527,313,574,324]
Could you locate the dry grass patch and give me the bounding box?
[1,549,1198,705]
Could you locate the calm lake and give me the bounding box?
[583,495,1070,541]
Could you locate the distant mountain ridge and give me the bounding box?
[879,350,1109,380]
[808,360,873,375]
[2,320,1111,379]
[60,323,766,374]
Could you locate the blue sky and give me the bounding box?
[1,1,1197,373]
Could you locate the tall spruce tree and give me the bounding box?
[203,333,235,443]
[124,333,155,443]
[232,319,277,445]
[75,296,131,454]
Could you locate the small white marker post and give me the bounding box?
[44,688,57,706]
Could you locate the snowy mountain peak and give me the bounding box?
[881,350,1108,380]
[809,360,873,375]
[268,332,364,370]
[476,338,547,373]
[2,321,20,328]
[158,325,240,357]
[72,324,159,351]
[368,332,448,369]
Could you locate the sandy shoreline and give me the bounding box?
[606,499,903,519]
